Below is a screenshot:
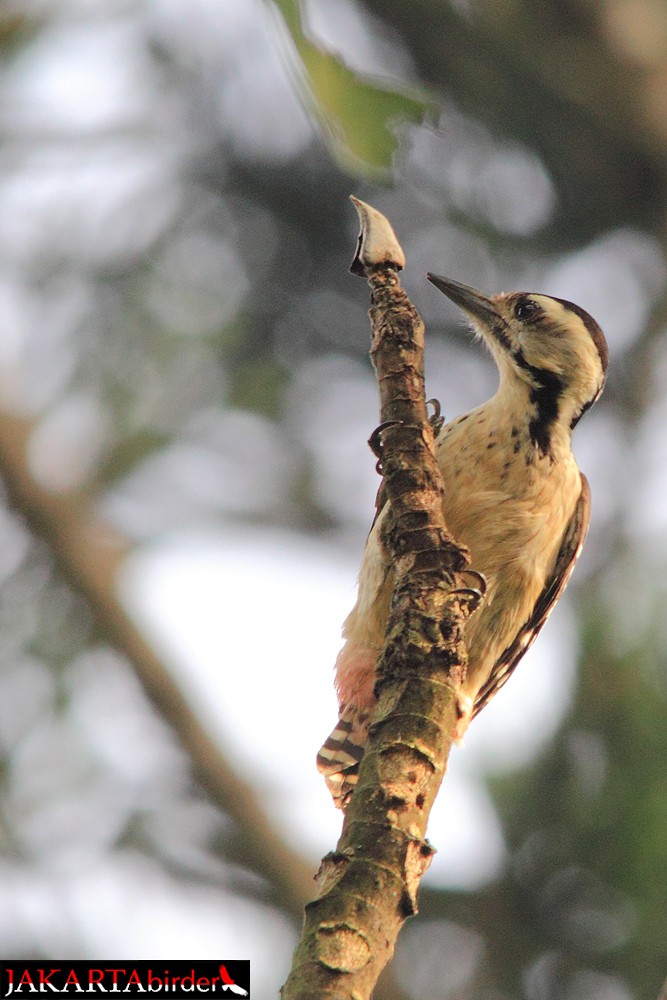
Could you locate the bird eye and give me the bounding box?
[514,298,538,321]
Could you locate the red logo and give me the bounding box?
[0,962,250,997]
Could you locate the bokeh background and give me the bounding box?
[0,1,666,997]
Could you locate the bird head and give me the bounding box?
[427,274,608,437]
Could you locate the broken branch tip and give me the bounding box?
[349,195,406,276]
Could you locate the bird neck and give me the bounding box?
[494,367,572,461]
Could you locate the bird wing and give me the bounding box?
[472,473,591,717]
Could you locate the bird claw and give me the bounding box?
[447,570,487,615]
[450,588,484,614]
[368,420,402,474]
[426,398,445,436]
[458,569,488,596]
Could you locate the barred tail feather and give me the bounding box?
[316,705,370,810]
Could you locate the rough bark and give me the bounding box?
[281,200,482,999]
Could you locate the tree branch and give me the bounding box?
[0,410,314,919]
[281,199,482,999]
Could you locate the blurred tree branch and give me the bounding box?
[282,200,481,999]
[0,409,313,920]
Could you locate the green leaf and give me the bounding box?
[271,0,432,174]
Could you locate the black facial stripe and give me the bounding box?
[529,373,564,456]
[552,296,609,374]
[490,318,512,351]
[512,349,564,456]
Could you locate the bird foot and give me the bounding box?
[426,398,445,435]
[368,420,402,474]
[448,569,487,616]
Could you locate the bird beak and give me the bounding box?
[427,274,501,326]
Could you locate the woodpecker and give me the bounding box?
[317,275,608,808]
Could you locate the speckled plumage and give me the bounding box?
[318,278,608,809]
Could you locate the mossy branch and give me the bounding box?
[281,200,482,1000]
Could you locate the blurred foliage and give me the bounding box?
[274,0,432,174]
[0,0,665,997]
